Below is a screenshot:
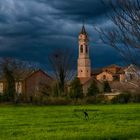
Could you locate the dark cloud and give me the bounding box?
[0,0,122,70]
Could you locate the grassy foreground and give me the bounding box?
[0,104,140,140]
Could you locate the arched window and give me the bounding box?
[80,45,83,53]
[0,83,4,94]
[86,45,88,53]
[103,75,106,80]
[130,74,133,80]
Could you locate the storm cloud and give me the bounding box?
[0,0,122,70]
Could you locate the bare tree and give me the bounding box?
[48,48,76,95]
[0,57,35,102]
[96,0,140,67]
[0,58,16,101]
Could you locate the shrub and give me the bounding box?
[87,80,99,96]
[0,95,3,102]
[95,94,109,104]
[130,93,140,103]
[111,92,132,103]
[69,77,83,99]
[52,83,60,97]
[85,96,96,104]
[86,94,109,104]
[103,81,111,93]
[42,97,71,105]
[0,94,10,102]
[114,91,140,103]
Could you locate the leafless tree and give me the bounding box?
[0,57,35,102]
[48,48,76,95]
[0,58,16,101]
[96,0,140,67]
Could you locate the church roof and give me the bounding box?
[79,76,102,86]
[103,64,121,69]
[0,69,53,82]
[91,68,102,76]
[78,77,90,85]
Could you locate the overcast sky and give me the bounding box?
[0,0,124,70]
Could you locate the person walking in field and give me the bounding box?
[83,110,89,120]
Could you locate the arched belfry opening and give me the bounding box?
[80,45,83,53]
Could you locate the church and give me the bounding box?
[77,25,140,94]
[77,24,97,95]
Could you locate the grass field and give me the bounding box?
[0,104,140,140]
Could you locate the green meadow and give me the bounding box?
[0,104,140,140]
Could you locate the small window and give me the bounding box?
[103,75,106,80]
[16,82,22,94]
[80,45,83,53]
[130,74,133,80]
[0,83,4,94]
[86,45,88,53]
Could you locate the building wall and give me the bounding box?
[103,66,121,74]
[80,78,103,95]
[0,70,53,101]
[82,81,91,96]
[120,74,125,82]
[103,67,120,74]
[125,72,139,81]
[124,64,140,81]
[0,80,24,96]
[96,72,113,81]
[25,71,53,100]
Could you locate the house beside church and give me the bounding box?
[124,64,140,82]
[0,69,53,101]
[95,65,125,82]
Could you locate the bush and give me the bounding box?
[85,96,96,104]
[69,77,83,99]
[42,97,72,105]
[0,94,10,102]
[86,94,109,104]
[111,92,140,103]
[87,80,99,96]
[129,93,140,103]
[103,81,111,93]
[52,83,60,97]
[111,93,131,103]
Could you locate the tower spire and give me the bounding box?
[80,25,87,35]
[80,19,87,35]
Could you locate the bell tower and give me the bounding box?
[78,24,91,78]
